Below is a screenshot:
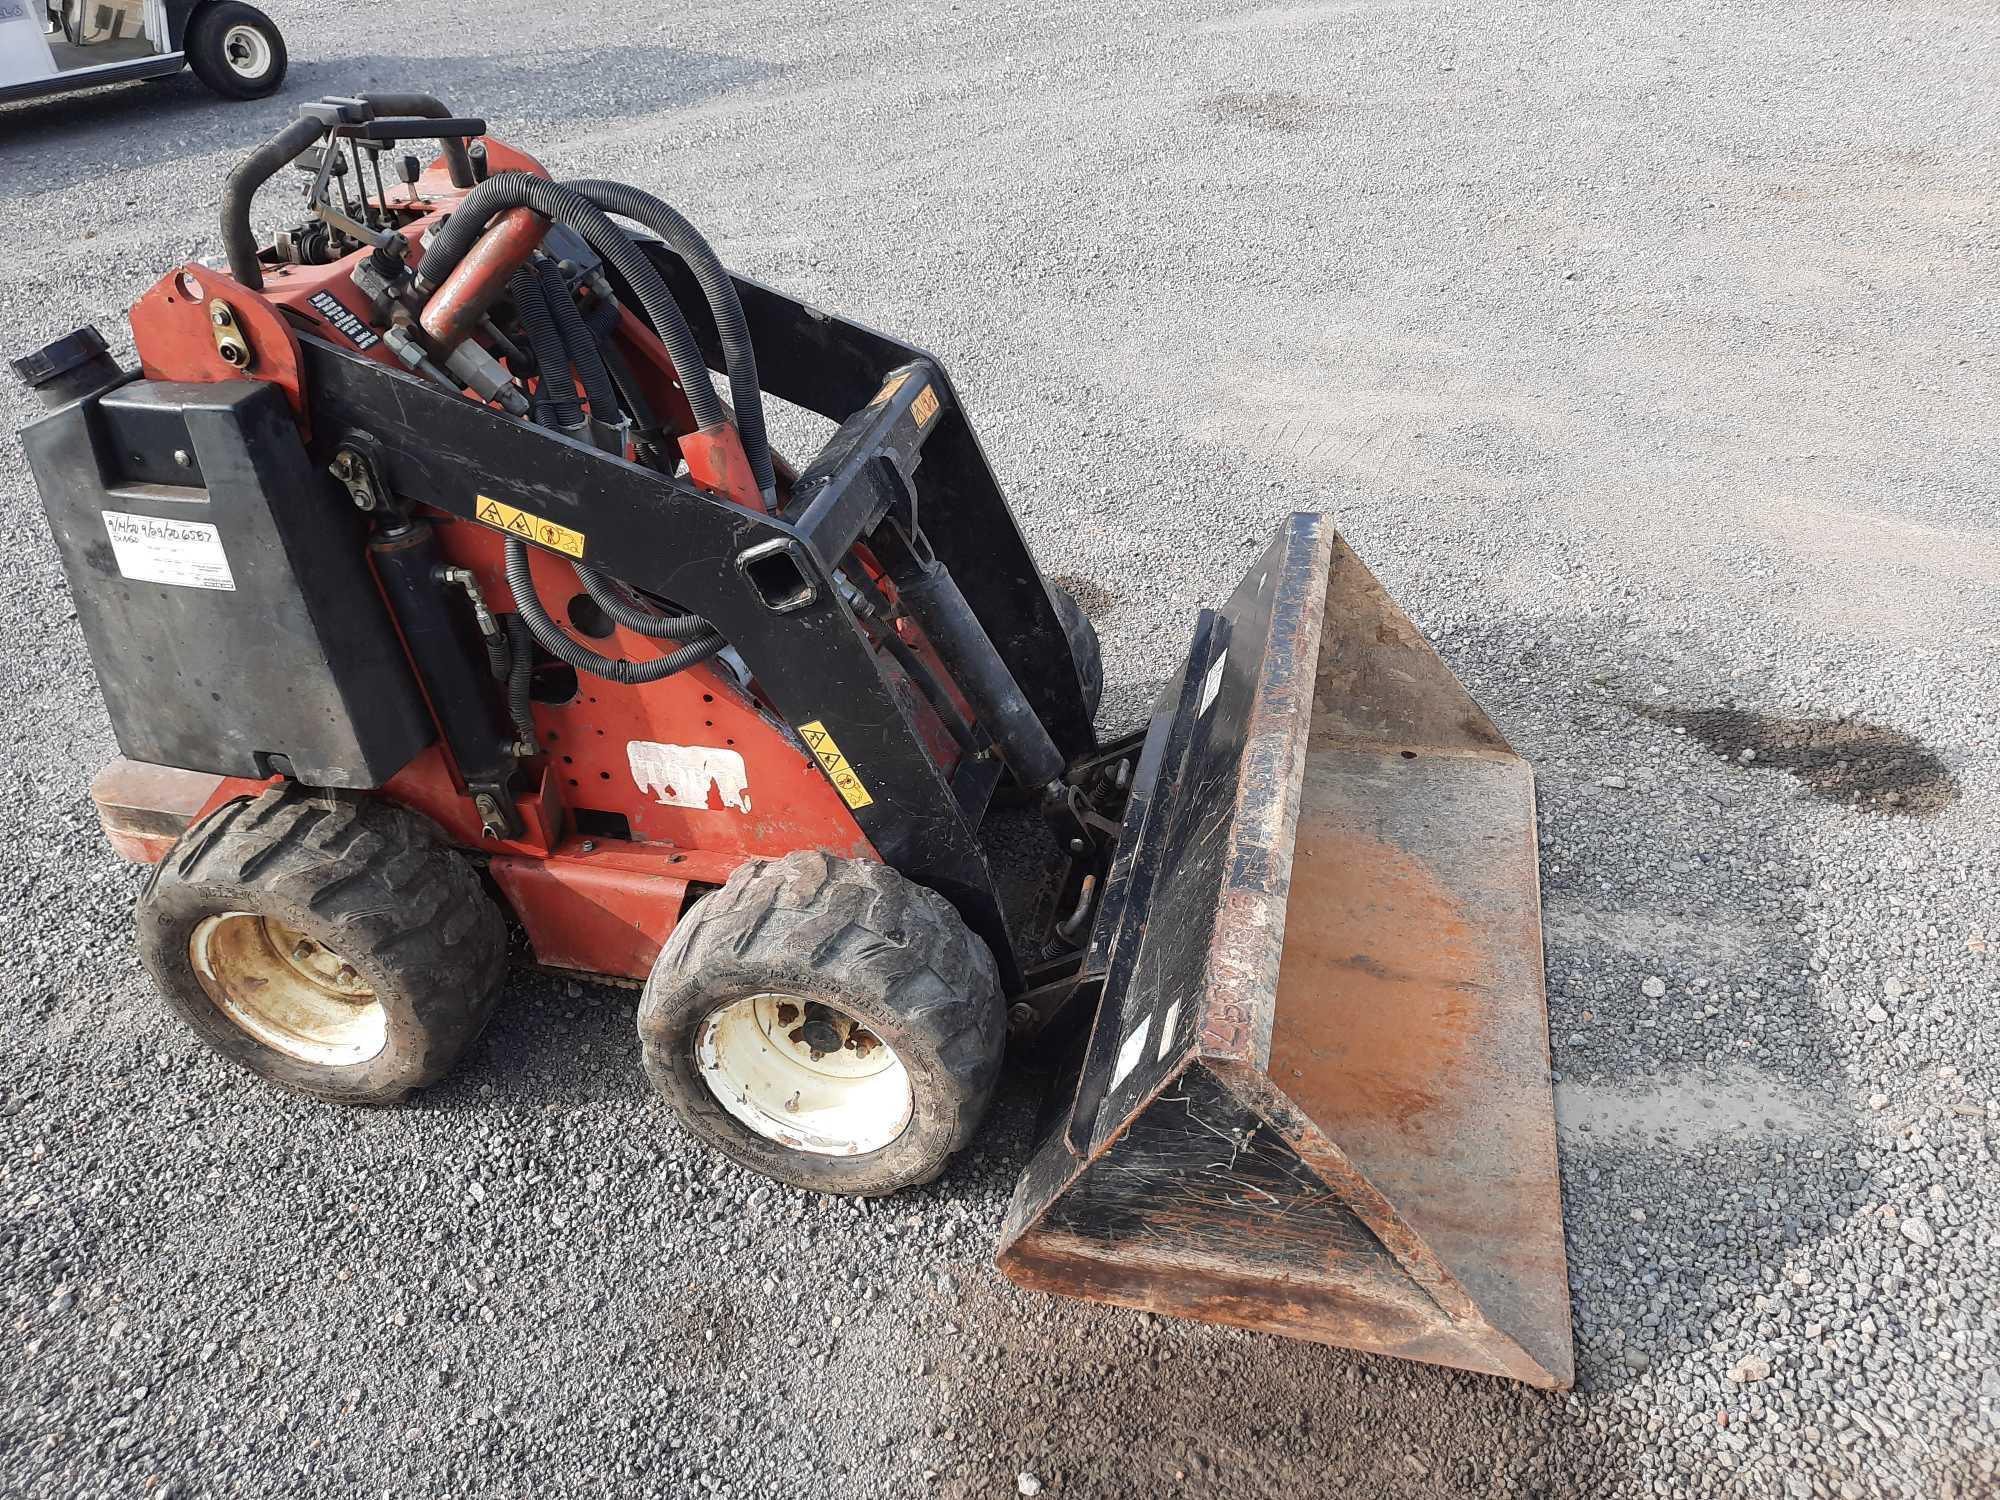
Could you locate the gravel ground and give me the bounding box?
[2,3,1996,1497]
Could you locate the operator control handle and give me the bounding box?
[220,96,479,289]
[359,117,488,143]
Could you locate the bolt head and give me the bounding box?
[172,449,191,467]
[1008,1002,1035,1030]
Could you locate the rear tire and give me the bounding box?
[185,1,287,100]
[638,851,1005,1195]
[136,787,508,1105]
[1050,583,1103,721]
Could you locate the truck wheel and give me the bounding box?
[639,851,1006,1195]
[1050,583,1103,720]
[185,1,288,100]
[135,788,507,1105]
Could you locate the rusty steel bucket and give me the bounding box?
[996,514,1573,1389]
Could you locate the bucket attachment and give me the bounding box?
[997,515,1573,1389]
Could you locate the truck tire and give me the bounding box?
[638,851,1006,1195]
[185,1,288,101]
[1050,583,1103,720]
[135,788,508,1105]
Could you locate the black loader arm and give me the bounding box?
[633,244,1098,762]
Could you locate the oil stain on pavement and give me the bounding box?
[1632,704,1958,814]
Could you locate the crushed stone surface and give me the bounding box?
[1,3,1995,1497]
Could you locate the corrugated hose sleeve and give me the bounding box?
[503,614,538,746]
[482,625,511,681]
[573,567,714,640]
[531,259,718,643]
[567,179,775,504]
[416,173,726,431]
[509,262,584,432]
[538,257,619,420]
[505,539,725,685]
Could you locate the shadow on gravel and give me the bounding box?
[1629,703,1958,814]
[0,44,783,198]
[1045,571,1122,616]
[288,45,783,128]
[933,1276,1633,1498]
[0,71,220,181]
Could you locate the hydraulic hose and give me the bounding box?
[503,615,538,747]
[508,263,584,432]
[539,257,618,421]
[505,539,725,685]
[480,194,728,684]
[481,625,510,681]
[876,622,977,753]
[415,174,726,431]
[575,571,712,640]
[533,259,714,640]
[567,179,774,502]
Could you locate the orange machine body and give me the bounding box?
[107,140,909,982]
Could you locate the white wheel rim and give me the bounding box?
[190,913,388,1067]
[695,994,911,1156]
[221,23,272,78]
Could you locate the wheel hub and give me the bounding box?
[221,23,271,78]
[694,994,911,1156]
[189,913,388,1067]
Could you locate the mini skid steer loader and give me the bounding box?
[12,97,1573,1388]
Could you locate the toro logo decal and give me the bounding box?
[307,290,380,350]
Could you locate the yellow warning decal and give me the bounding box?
[910,384,940,428]
[798,719,875,810]
[870,371,910,407]
[474,495,585,558]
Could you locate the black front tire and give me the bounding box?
[1049,583,1103,721]
[638,851,1006,1195]
[136,788,508,1105]
[185,1,288,100]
